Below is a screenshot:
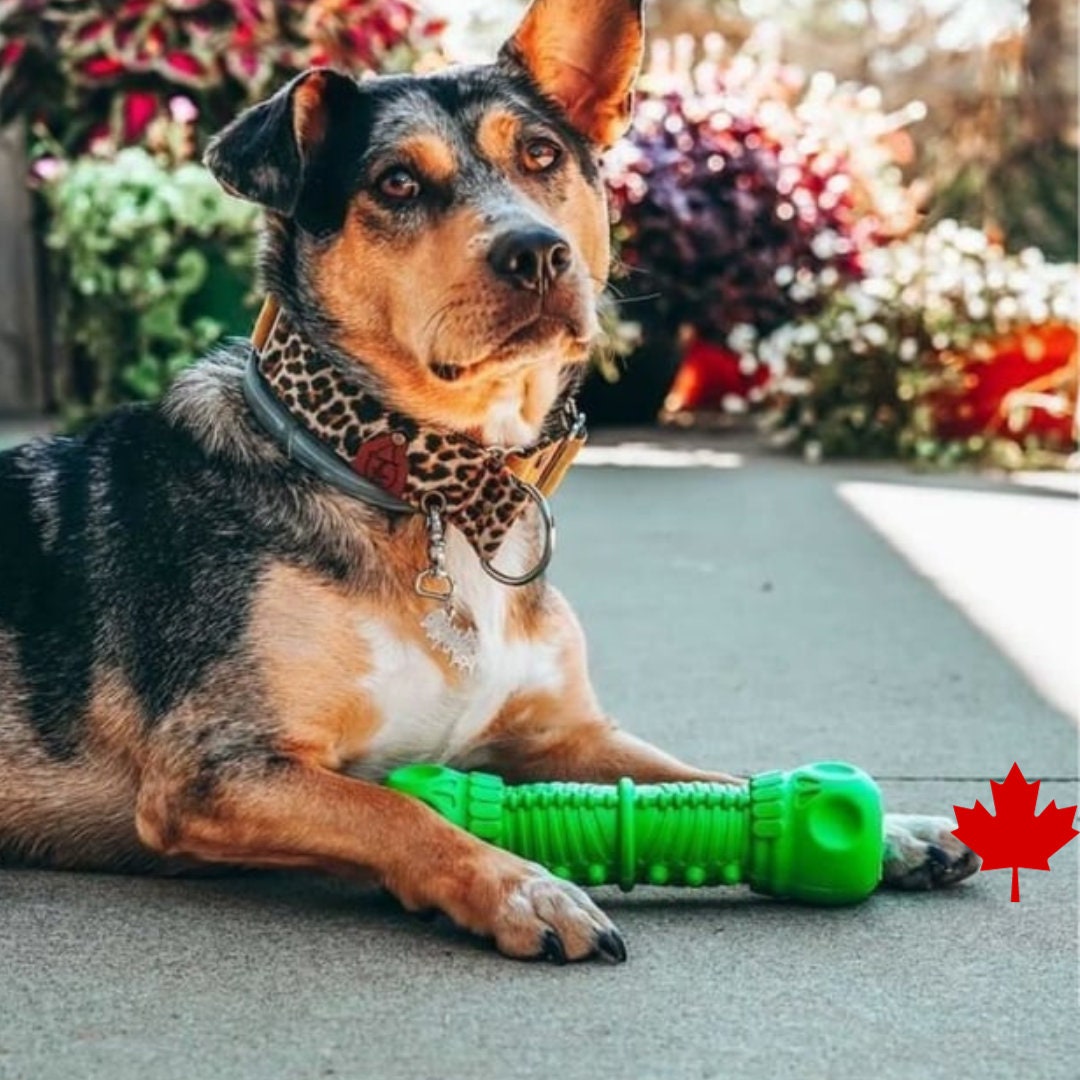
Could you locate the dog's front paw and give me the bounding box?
[391,849,627,963]
[486,861,627,964]
[882,813,982,890]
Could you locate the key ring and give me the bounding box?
[479,481,555,587]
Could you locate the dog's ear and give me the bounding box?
[204,68,360,221]
[500,0,645,148]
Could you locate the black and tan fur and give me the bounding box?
[0,0,977,963]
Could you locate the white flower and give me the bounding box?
[994,296,1020,323]
[851,289,881,321]
[728,323,758,352]
[935,219,960,242]
[1052,293,1078,321]
[1025,301,1050,324]
[863,322,889,347]
[863,276,898,301]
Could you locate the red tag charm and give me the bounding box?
[351,432,409,497]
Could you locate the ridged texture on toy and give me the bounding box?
[499,779,752,891]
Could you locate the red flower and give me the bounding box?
[122,90,159,142]
[158,50,213,86]
[665,338,769,413]
[0,40,27,70]
[928,323,1077,446]
[79,56,126,80]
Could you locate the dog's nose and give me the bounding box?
[487,227,571,291]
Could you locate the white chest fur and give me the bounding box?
[348,525,562,779]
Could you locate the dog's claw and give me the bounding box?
[595,929,628,964]
[541,929,567,964]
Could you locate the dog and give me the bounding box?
[0,0,979,963]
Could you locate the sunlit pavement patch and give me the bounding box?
[577,442,744,469]
[838,480,1078,720]
[1010,471,1080,497]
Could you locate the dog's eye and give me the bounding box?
[377,167,421,201]
[522,138,562,173]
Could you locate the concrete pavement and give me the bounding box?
[1,447,1076,1080]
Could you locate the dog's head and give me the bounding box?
[205,0,644,445]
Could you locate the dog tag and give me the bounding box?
[422,604,479,674]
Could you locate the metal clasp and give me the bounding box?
[415,496,455,601]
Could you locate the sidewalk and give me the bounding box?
[1,446,1076,1080]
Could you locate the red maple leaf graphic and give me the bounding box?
[953,763,1078,902]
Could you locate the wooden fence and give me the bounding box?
[0,125,45,415]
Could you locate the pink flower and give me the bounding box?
[31,156,62,183]
[168,95,198,124]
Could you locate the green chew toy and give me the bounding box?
[386,761,884,905]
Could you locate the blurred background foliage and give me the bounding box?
[653,0,1077,260]
[0,0,1075,462]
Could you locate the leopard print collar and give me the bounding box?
[247,298,586,571]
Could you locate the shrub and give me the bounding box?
[737,220,1078,466]
[604,37,921,346]
[41,146,259,423]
